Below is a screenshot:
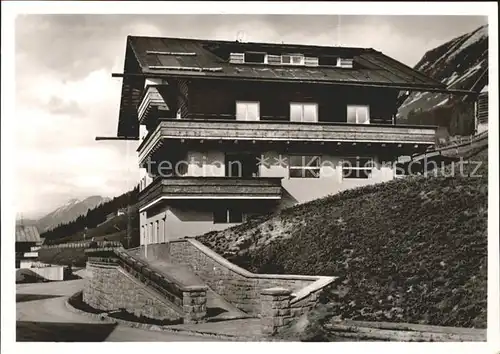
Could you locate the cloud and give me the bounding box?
[45,96,85,117]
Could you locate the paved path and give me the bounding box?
[16,279,226,342]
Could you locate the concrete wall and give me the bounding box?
[16,265,66,281]
[140,204,242,244]
[168,239,336,315]
[83,262,183,321]
[30,266,65,281]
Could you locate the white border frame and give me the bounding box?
[1,3,498,354]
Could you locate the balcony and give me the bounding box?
[138,119,437,163]
[137,86,169,124]
[138,177,283,211]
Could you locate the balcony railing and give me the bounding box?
[137,86,169,123]
[138,176,283,211]
[138,119,437,163]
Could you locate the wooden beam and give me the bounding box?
[95,136,139,141]
[110,72,477,95]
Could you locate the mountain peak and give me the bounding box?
[398,24,488,122]
[36,195,110,232]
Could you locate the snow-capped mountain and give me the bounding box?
[398,24,488,120]
[35,196,111,232]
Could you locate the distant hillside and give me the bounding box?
[198,147,487,328]
[41,186,139,246]
[397,24,488,136]
[36,196,111,232]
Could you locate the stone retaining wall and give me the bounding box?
[168,238,337,318]
[84,247,208,324]
[84,262,183,321]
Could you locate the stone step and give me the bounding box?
[125,247,249,321]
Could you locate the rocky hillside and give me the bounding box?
[35,196,111,232]
[397,24,488,133]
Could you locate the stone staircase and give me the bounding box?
[126,247,250,322]
[84,240,337,336]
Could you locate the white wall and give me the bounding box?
[259,151,395,204]
[477,122,488,134]
[140,206,240,244]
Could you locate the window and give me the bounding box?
[236,101,260,121]
[282,54,304,65]
[244,52,266,63]
[289,155,321,178]
[304,57,319,67]
[319,56,339,66]
[266,54,282,65]
[229,52,245,64]
[214,208,244,224]
[347,105,370,124]
[337,58,354,68]
[290,103,318,122]
[342,157,374,179]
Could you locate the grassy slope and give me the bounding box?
[198,148,488,328]
[37,203,140,267]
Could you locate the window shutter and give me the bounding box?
[229,52,245,64]
[337,58,354,68]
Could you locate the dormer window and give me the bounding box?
[244,52,266,63]
[230,51,318,67]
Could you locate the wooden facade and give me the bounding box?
[138,177,283,210]
[140,78,401,125]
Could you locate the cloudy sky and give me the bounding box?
[15,14,487,218]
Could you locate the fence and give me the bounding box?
[41,240,123,249]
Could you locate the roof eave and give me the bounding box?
[112,71,474,94]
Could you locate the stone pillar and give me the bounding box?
[182,285,208,324]
[260,287,292,336]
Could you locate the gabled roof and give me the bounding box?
[16,225,41,243]
[116,35,448,138]
[126,35,445,88]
